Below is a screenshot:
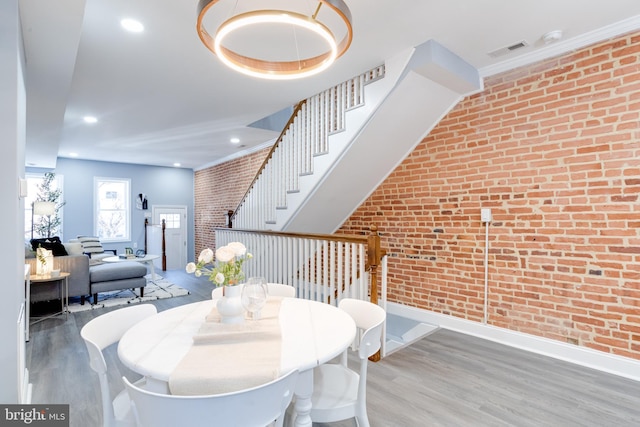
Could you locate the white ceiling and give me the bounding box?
[19,0,640,170]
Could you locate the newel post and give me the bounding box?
[367,225,382,362]
[367,225,381,305]
[144,218,149,254]
[161,219,166,271]
[225,210,234,228]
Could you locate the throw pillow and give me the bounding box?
[77,236,104,254]
[64,241,84,256]
[30,236,68,256]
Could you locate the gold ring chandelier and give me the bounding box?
[197,0,353,80]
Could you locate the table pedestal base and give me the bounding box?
[292,369,313,427]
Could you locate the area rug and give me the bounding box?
[67,274,190,313]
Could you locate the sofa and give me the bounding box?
[26,254,91,304]
[89,262,147,304]
[26,238,148,305]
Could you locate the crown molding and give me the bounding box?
[194,138,276,171]
[479,15,640,78]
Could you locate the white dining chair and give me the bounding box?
[308,298,386,427]
[80,304,158,427]
[123,369,299,427]
[266,283,296,298]
[211,283,295,299]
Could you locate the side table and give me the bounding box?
[28,272,70,332]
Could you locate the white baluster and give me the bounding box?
[231,66,386,230]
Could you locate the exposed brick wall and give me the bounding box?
[194,148,270,256]
[339,31,640,359]
[194,32,640,360]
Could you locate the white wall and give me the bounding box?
[0,0,27,402]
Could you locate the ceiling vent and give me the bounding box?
[487,40,529,58]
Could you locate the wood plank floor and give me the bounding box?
[26,269,640,427]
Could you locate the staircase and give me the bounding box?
[233,40,484,354]
[234,40,483,234]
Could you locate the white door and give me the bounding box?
[151,206,187,271]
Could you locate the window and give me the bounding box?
[94,177,130,242]
[159,213,181,229]
[25,173,64,240]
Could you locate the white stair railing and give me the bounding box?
[215,228,386,309]
[234,65,385,230]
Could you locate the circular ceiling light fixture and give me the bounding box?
[197,0,353,80]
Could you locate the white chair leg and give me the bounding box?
[356,414,370,427]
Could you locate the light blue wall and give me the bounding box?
[27,158,195,263]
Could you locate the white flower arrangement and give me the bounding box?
[186,242,252,287]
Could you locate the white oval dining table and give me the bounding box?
[118,297,356,427]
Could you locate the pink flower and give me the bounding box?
[185,262,197,274]
[226,241,247,257]
[198,248,214,263]
[215,246,235,263]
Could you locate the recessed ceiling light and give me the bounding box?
[83,116,98,124]
[69,152,79,157]
[230,137,240,144]
[121,18,144,33]
[173,163,181,167]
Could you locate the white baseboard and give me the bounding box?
[387,302,640,382]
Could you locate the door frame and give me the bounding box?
[151,205,188,270]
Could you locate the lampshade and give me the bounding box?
[34,201,56,216]
[197,0,353,80]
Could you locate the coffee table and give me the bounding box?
[103,254,160,282]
